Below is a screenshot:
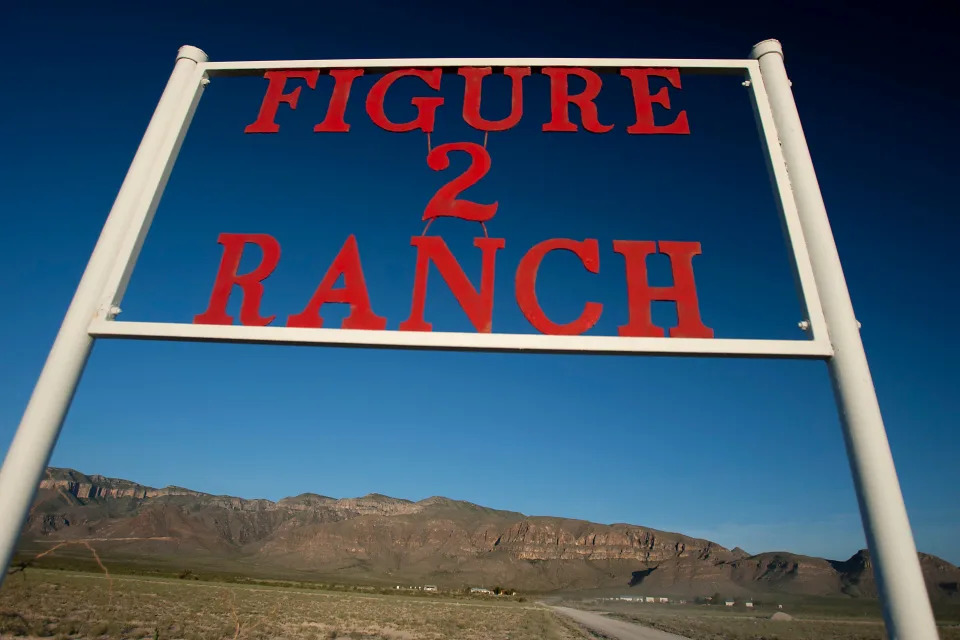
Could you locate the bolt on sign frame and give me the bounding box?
[0,40,939,638]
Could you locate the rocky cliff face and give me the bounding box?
[22,467,960,598]
[40,468,205,501]
[482,519,731,563]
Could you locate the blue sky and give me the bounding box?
[1,1,957,565]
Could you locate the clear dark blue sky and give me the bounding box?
[2,1,957,564]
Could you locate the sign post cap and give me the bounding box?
[750,39,783,60]
[177,45,208,63]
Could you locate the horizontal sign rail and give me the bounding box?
[89,319,833,359]
[200,57,753,76]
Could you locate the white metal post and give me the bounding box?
[751,39,939,639]
[0,45,207,586]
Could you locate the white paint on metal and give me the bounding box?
[745,61,829,344]
[88,319,834,359]
[200,57,751,75]
[88,55,833,361]
[751,38,938,639]
[0,45,208,584]
[101,58,832,358]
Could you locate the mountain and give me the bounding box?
[19,467,960,599]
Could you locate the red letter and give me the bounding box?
[194,233,281,326]
[614,240,712,338]
[313,69,364,132]
[286,235,386,330]
[459,67,530,131]
[366,68,443,133]
[515,239,602,335]
[541,68,613,133]
[621,68,690,134]
[244,70,320,133]
[399,237,504,333]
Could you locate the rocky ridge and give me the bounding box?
[22,467,960,598]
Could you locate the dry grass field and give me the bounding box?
[0,569,585,640]
[5,568,960,640]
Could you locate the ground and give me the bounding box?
[0,569,584,640]
[3,568,960,640]
[563,598,960,640]
[550,606,688,640]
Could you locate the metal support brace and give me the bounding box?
[751,39,938,640]
[0,45,208,586]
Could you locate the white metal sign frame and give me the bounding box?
[0,41,939,639]
[90,54,832,358]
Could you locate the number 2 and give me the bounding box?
[423,142,498,230]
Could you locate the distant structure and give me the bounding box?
[645,597,655,603]
[745,601,754,608]
[470,587,493,595]
[658,597,669,603]
[725,600,735,607]
[423,585,438,592]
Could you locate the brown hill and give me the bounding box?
[20,467,960,599]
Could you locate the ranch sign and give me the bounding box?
[0,43,942,639]
[196,65,707,338]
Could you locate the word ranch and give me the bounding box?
[194,233,713,338]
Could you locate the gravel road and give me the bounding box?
[550,606,690,640]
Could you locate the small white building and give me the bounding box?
[423,585,438,592]
[658,597,669,603]
[725,600,735,607]
[745,601,754,608]
[645,596,655,603]
[470,587,493,595]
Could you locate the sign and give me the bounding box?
[0,44,941,639]
[193,66,709,338]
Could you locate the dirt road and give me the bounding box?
[550,606,690,640]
